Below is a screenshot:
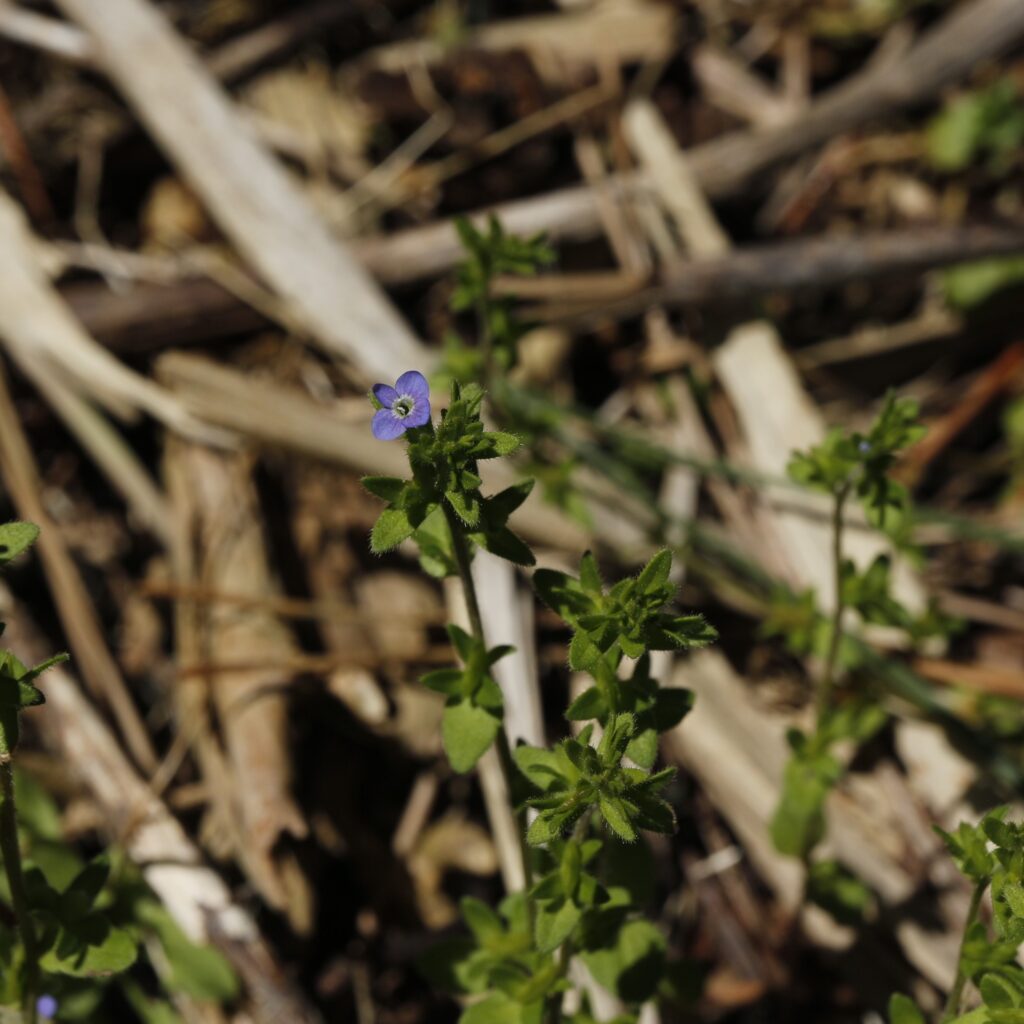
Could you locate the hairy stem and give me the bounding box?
[0,759,37,1024]
[546,812,593,1024]
[817,484,851,724]
[443,502,533,890]
[943,879,987,1021]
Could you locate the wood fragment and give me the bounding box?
[0,2,97,65]
[0,186,212,436]
[167,443,312,932]
[66,224,1024,352]
[53,0,426,383]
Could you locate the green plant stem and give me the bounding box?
[442,501,534,891]
[546,812,593,1024]
[0,759,37,1024]
[943,879,987,1022]
[817,484,851,724]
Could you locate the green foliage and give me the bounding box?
[423,626,511,772]
[418,892,561,1021]
[943,257,1024,311]
[0,523,40,564]
[534,550,716,672]
[805,859,874,926]
[888,993,926,1024]
[375,225,719,1024]
[927,79,1024,174]
[515,718,676,846]
[918,811,1024,1022]
[770,730,842,859]
[788,391,924,533]
[364,381,535,569]
[579,919,666,1006]
[440,215,555,384]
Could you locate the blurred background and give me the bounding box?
[0,0,1023,1021]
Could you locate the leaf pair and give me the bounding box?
[529,837,607,953]
[422,626,512,773]
[565,655,693,770]
[534,550,715,673]
[515,717,676,846]
[25,858,137,979]
[418,893,562,1022]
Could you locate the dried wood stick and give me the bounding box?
[687,0,1024,199]
[53,0,425,384]
[0,358,159,772]
[0,186,213,436]
[342,1,676,78]
[169,443,312,933]
[0,585,322,1024]
[0,2,96,65]
[63,221,1024,352]
[205,0,356,83]
[523,224,1024,326]
[19,354,172,544]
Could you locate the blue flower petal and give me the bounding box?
[405,396,431,428]
[372,408,407,441]
[395,370,429,403]
[372,383,398,408]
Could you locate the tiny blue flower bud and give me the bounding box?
[37,995,58,1019]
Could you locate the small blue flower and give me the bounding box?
[858,440,872,455]
[37,995,58,1020]
[371,370,431,441]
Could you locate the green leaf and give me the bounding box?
[650,688,694,732]
[565,687,607,722]
[460,993,542,1024]
[39,915,137,977]
[370,507,414,553]
[446,488,481,527]
[770,748,841,859]
[476,525,536,566]
[533,570,592,625]
[513,746,570,791]
[534,898,581,954]
[413,505,455,577]
[487,481,534,522]
[134,897,238,1001]
[806,859,874,926]
[0,522,39,563]
[477,432,522,458]
[442,698,502,773]
[420,668,466,697]
[581,919,666,1005]
[446,624,477,663]
[527,813,562,846]
[361,476,407,503]
[636,550,672,596]
[461,896,505,946]
[579,552,603,594]
[943,257,1024,310]
[625,728,657,771]
[599,795,637,844]
[60,858,109,923]
[888,993,926,1024]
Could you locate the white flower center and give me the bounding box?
[394,395,415,418]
